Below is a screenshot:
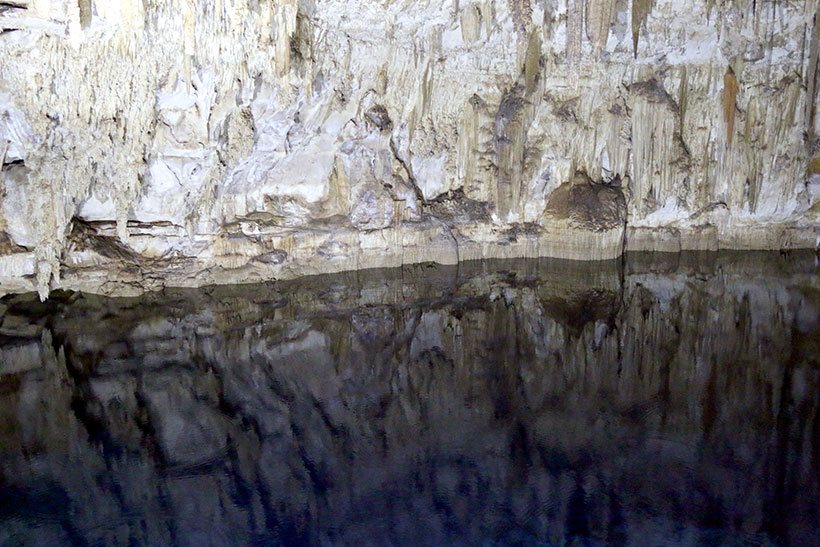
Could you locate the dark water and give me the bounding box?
[0,252,818,546]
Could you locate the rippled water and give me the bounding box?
[0,252,818,546]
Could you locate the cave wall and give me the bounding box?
[0,0,818,296]
[0,255,817,544]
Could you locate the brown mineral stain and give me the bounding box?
[723,66,739,146]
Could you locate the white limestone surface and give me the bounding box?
[0,0,818,297]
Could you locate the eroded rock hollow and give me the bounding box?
[0,1,818,296]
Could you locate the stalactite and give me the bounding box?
[631,0,654,58]
[523,31,541,94]
[678,66,689,124]
[586,0,616,55]
[461,4,483,43]
[183,0,196,86]
[567,0,584,75]
[805,4,820,144]
[494,85,527,219]
[78,0,92,29]
[458,95,486,200]
[743,97,761,212]
[274,2,298,77]
[630,81,684,218]
[723,66,739,146]
[508,0,532,31]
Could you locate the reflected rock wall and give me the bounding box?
[0,253,818,544]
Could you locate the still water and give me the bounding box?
[0,252,817,546]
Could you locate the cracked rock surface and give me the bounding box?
[0,1,819,296]
[0,252,817,544]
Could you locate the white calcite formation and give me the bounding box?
[0,0,818,297]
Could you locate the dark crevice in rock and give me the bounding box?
[629,78,680,112]
[65,218,144,264]
[545,172,627,231]
[0,1,27,13]
[389,135,425,206]
[426,188,492,223]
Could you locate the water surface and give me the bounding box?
[0,252,818,545]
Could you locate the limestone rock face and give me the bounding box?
[0,0,818,296]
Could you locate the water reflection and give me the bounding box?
[0,252,817,546]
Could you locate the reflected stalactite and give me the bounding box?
[0,253,817,545]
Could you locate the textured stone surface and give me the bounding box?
[0,1,818,296]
